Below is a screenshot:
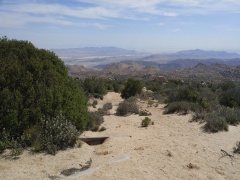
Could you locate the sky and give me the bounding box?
[0,0,240,52]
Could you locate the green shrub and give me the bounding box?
[121,78,143,99]
[112,83,122,93]
[141,117,153,127]
[82,77,107,98]
[219,86,240,108]
[0,37,89,151]
[204,112,228,133]
[87,112,104,131]
[233,141,240,154]
[167,86,201,103]
[116,98,139,116]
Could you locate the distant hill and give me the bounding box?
[67,61,240,82]
[142,49,240,62]
[168,63,240,81]
[102,62,159,76]
[176,49,240,59]
[94,58,240,71]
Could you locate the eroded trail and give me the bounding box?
[1,92,240,180]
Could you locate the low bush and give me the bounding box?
[141,117,154,127]
[224,108,240,125]
[191,112,206,122]
[103,103,113,111]
[116,98,139,116]
[139,110,152,116]
[164,101,188,114]
[98,102,113,116]
[87,111,104,131]
[29,115,79,155]
[164,101,202,114]
[10,140,24,156]
[204,112,228,133]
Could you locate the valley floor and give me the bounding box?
[1,92,240,180]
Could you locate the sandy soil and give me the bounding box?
[1,92,240,180]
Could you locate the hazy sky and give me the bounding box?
[1,0,240,52]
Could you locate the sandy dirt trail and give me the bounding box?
[1,92,240,180]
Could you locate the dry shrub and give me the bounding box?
[116,97,139,116]
[204,113,228,133]
[87,111,104,131]
[139,110,152,116]
[233,141,240,154]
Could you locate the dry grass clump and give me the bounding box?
[134,147,144,151]
[95,151,111,155]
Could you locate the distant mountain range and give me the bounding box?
[63,48,240,82]
[53,47,240,69]
[66,61,240,82]
[95,58,240,71]
[141,49,240,62]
